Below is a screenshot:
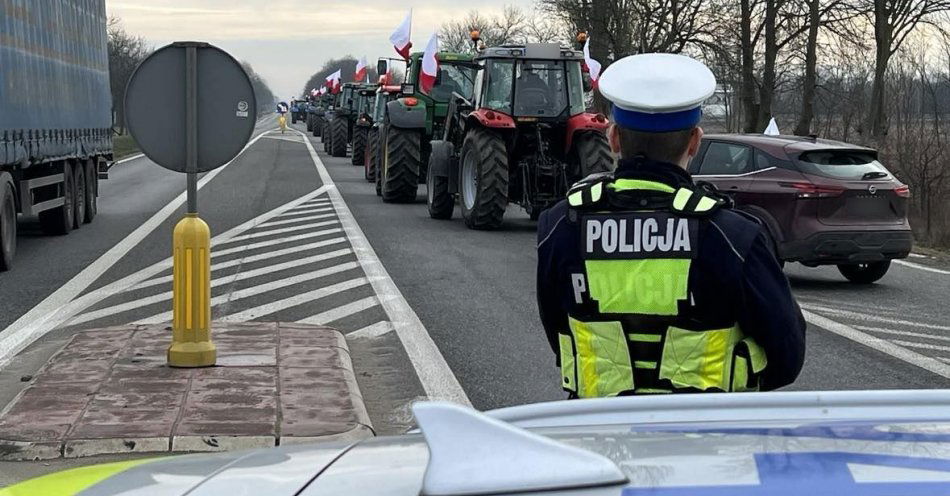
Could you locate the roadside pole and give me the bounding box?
[124,41,257,367]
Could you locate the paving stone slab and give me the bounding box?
[0,322,373,460]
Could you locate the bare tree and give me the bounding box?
[107,17,150,133]
[439,6,561,53]
[865,0,950,138]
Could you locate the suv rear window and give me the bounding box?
[796,150,890,180]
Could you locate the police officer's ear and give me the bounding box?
[686,126,704,159]
[608,124,621,155]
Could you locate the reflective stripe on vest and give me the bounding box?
[562,322,768,397]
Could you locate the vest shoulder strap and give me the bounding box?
[670,187,728,217]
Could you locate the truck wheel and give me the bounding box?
[322,121,331,152]
[330,117,348,157]
[352,127,367,166]
[365,128,378,182]
[83,159,97,223]
[72,163,86,230]
[460,128,508,230]
[571,131,614,181]
[39,162,75,235]
[382,127,421,203]
[426,142,454,220]
[838,261,890,284]
[0,181,16,271]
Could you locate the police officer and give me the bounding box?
[536,53,805,398]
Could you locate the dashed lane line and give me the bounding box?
[218,277,370,322]
[135,261,362,325]
[894,259,950,275]
[298,296,385,325]
[68,250,354,326]
[0,128,277,366]
[802,310,950,379]
[348,321,395,340]
[296,129,472,406]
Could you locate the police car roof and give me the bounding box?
[704,133,877,158]
[477,43,583,61]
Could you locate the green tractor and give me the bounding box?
[307,93,333,137]
[325,82,377,158]
[350,87,378,166]
[363,84,401,186]
[426,43,614,229]
[378,52,476,203]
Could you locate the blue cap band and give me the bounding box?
[612,106,702,132]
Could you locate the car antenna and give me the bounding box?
[413,401,628,495]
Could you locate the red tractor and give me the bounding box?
[426,43,613,229]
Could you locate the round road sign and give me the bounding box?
[125,42,257,173]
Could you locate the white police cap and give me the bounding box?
[598,53,716,132]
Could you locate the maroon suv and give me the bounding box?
[689,134,912,284]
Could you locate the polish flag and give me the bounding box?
[327,69,343,94]
[583,37,601,89]
[420,33,439,94]
[390,9,412,59]
[355,56,368,82]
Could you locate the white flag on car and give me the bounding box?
[764,117,780,136]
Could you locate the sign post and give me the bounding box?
[125,42,257,367]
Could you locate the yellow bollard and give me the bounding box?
[168,213,216,367]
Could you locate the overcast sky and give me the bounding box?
[107,0,532,99]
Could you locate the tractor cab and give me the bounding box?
[426,43,613,229]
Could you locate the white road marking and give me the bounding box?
[131,238,349,290]
[218,218,338,244]
[0,130,276,366]
[802,310,950,379]
[908,253,927,259]
[283,203,333,215]
[298,296,381,325]
[894,259,950,275]
[855,326,950,343]
[892,340,950,353]
[211,227,341,259]
[68,250,355,326]
[297,129,471,406]
[112,153,145,166]
[135,262,361,324]
[263,135,304,143]
[347,321,395,340]
[802,303,950,331]
[258,210,335,227]
[219,277,369,322]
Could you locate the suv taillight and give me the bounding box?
[781,181,845,198]
[895,185,911,197]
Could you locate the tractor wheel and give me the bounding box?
[0,180,16,271]
[426,141,454,220]
[313,116,323,137]
[306,115,313,132]
[330,117,348,157]
[322,121,331,152]
[382,126,421,203]
[352,126,367,166]
[459,128,508,230]
[39,161,75,235]
[365,128,378,182]
[571,131,614,181]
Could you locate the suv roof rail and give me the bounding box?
[485,390,950,429]
[414,402,627,495]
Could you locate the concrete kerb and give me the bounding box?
[0,323,375,461]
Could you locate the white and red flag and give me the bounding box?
[327,69,343,94]
[583,36,601,89]
[420,33,439,94]
[355,56,368,82]
[390,9,412,59]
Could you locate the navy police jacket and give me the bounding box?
[536,157,806,391]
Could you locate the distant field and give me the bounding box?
[112,133,140,159]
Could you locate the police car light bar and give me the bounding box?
[413,401,627,496]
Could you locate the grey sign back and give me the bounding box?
[125,42,257,173]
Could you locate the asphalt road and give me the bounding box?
[1,117,950,485]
